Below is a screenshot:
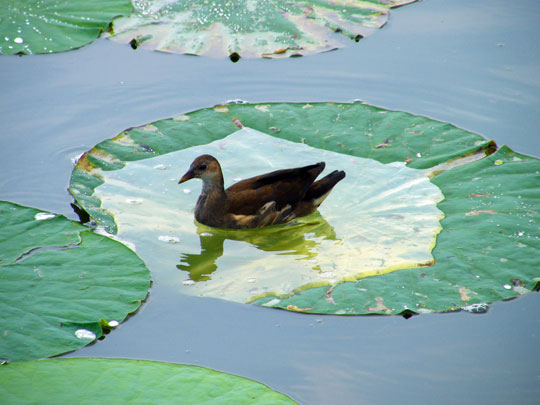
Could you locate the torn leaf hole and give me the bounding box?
[14,243,81,264]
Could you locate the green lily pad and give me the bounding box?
[0,0,133,55]
[89,127,445,303]
[68,102,540,315]
[0,202,150,362]
[109,0,416,60]
[0,358,295,404]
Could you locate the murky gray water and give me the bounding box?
[1,0,539,403]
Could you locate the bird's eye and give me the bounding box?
[199,163,207,170]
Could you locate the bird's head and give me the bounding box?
[178,154,222,185]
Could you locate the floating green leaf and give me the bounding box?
[68,102,540,315]
[0,358,295,404]
[87,127,446,303]
[0,202,150,361]
[109,0,416,59]
[0,0,133,55]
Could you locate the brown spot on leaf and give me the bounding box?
[76,153,98,173]
[367,297,392,314]
[232,117,244,128]
[325,286,337,304]
[213,105,229,113]
[469,193,491,198]
[459,286,477,301]
[286,305,313,312]
[375,138,391,149]
[466,210,499,216]
[262,48,289,57]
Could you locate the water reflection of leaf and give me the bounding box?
[176,232,222,282]
[177,212,339,282]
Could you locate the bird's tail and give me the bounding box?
[304,170,346,207]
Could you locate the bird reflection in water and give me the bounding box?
[176,212,339,282]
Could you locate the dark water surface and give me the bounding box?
[1,0,539,403]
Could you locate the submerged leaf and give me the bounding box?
[109,0,417,59]
[0,202,150,361]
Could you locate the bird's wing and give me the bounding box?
[225,163,325,215]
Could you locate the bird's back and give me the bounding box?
[225,162,325,215]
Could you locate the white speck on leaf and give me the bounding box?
[173,114,190,122]
[34,212,55,220]
[262,298,281,306]
[158,235,180,243]
[126,198,144,205]
[255,105,269,112]
[75,329,96,340]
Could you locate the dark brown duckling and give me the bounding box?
[178,154,345,229]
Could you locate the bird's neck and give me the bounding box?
[201,175,225,195]
[195,175,227,226]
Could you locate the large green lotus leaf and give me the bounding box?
[0,202,150,362]
[91,128,444,303]
[0,0,133,55]
[68,102,539,315]
[0,358,295,404]
[109,0,416,59]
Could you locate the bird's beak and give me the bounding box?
[178,169,194,184]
